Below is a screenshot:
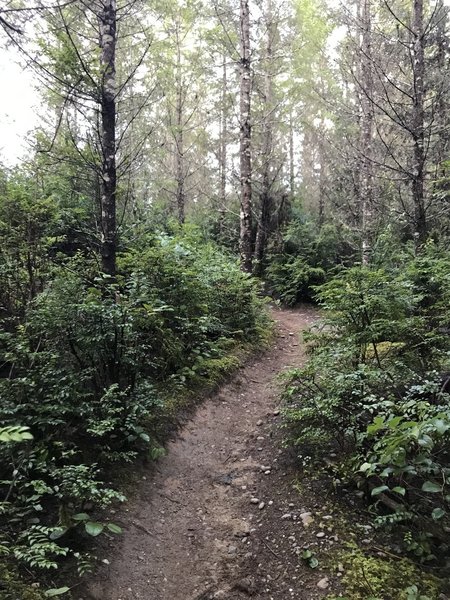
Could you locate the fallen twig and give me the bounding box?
[262,539,280,559]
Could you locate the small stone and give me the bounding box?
[234,577,257,595]
[281,513,292,520]
[317,577,329,590]
[228,545,238,554]
[256,419,263,426]
[316,532,326,538]
[258,502,265,510]
[250,497,259,504]
[264,470,271,475]
[273,409,280,416]
[300,512,314,527]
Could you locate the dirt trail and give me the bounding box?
[84,307,328,600]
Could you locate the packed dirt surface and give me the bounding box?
[83,307,338,600]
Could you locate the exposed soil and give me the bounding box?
[82,306,340,600]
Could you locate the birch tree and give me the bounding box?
[239,0,253,272]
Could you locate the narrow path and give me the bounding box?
[84,307,324,600]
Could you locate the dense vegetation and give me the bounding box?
[284,241,450,551]
[0,0,449,597]
[0,168,269,596]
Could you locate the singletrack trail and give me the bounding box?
[84,307,335,600]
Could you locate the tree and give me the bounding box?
[99,0,118,276]
[359,0,374,262]
[239,0,253,272]
[1,0,153,278]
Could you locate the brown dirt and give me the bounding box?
[82,306,339,600]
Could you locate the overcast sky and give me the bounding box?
[0,1,449,167]
[0,44,38,166]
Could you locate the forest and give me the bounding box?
[0,0,449,598]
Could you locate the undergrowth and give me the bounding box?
[282,241,450,593]
[328,547,441,600]
[0,226,270,597]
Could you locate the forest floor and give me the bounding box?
[81,307,345,600]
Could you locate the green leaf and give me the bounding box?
[422,481,442,493]
[367,416,385,435]
[388,416,403,429]
[106,523,122,534]
[359,462,373,473]
[85,521,104,537]
[73,513,90,521]
[431,508,445,520]
[49,527,68,540]
[309,556,319,568]
[45,588,70,597]
[371,485,389,496]
[392,486,406,496]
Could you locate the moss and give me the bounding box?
[197,353,242,385]
[0,562,46,600]
[328,547,442,600]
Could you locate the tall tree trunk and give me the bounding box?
[433,0,448,177]
[289,109,295,198]
[239,0,253,273]
[318,130,326,228]
[254,0,274,276]
[99,0,117,277]
[412,0,426,241]
[219,56,228,232]
[359,0,374,265]
[175,34,185,224]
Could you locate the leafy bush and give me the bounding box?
[265,217,356,304]
[283,245,450,558]
[0,227,269,590]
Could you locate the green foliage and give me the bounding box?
[0,561,45,599]
[331,547,441,599]
[283,244,450,559]
[0,219,268,592]
[0,426,33,443]
[301,549,319,568]
[265,216,356,304]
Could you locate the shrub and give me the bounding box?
[0,228,269,589]
[282,245,450,557]
[265,217,356,304]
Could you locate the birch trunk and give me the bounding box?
[175,33,185,224]
[254,0,274,276]
[360,0,374,265]
[412,0,426,241]
[239,0,253,273]
[99,0,117,277]
[219,57,227,232]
